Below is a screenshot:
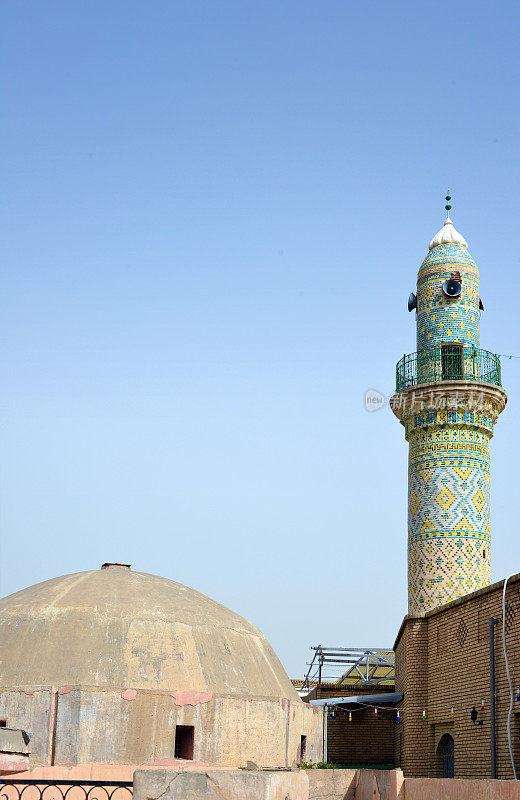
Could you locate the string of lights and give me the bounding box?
[325,701,486,713]
[323,696,507,722]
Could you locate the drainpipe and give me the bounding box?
[323,704,328,764]
[47,686,57,765]
[490,617,499,778]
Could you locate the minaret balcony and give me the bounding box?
[395,345,502,392]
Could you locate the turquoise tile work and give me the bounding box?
[393,223,506,614]
[416,243,480,351]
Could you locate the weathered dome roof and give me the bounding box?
[0,564,299,701]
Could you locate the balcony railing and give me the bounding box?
[395,346,502,392]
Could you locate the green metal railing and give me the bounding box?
[395,346,502,392]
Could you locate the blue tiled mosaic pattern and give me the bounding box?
[405,404,494,612]
[417,244,479,351]
[397,238,504,613]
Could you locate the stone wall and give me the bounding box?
[133,769,309,800]
[134,768,405,800]
[405,777,520,800]
[0,727,31,773]
[0,686,323,768]
[306,769,356,800]
[9,766,520,800]
[0,689,53,764]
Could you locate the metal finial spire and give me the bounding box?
[429,191,467,249]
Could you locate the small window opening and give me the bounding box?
[300,735,307,762]
[0,720,7,728]
[174,725,194,760]
[442,345,463,381]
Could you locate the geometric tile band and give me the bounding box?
[404,405,493,613]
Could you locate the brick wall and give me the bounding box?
[394,571,520,779]
[395,618,428,776]
[312,684,395,766]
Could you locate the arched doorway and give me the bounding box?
[437,733,454,778]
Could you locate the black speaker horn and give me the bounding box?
[408,292,417,312]
[442,279,462,298]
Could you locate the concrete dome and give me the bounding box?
[0,564,299,701]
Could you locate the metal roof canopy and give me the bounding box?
[302,646,395,690]
[310,692,403,707]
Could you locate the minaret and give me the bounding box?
[391,195,507,614]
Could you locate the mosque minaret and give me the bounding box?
[391,195,507,613]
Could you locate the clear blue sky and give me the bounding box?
[2,0,520,677]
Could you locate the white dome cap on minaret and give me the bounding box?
[428,216,468,250]
[428,191,468,250]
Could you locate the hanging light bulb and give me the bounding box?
[422,709,426,720]
[349,711,352,722]
[374,707,378,718]
[516,688,520,702]
[397,711,400,722]
[451,707,454,718]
